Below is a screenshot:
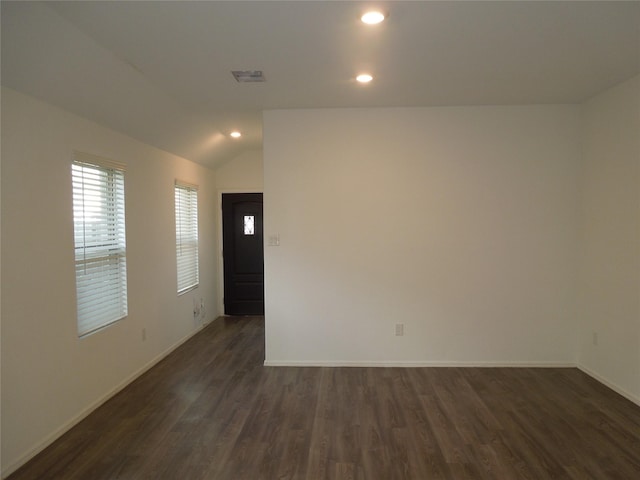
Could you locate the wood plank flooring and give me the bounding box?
[8,316,640,479]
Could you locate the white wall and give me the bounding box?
[0,88,217,476]
[215,149,263,192]
[263,106,581,366]
[578,75,640,403]
[213,149,264,316]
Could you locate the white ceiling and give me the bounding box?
[2,1,639,168]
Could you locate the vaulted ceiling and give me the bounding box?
[2,1,639,168]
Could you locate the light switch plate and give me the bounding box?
[268,234,280,246]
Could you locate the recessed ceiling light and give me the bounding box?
[361,11,385,25]
[356,74,373,83]
[230,131,242,138]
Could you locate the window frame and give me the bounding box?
[72,152,128,337]
[175,181,199,295]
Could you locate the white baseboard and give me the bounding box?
[2,321,214,479]
[577,364,640,407]
[264,360,576,368]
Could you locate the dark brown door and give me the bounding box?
[222,193,264,315]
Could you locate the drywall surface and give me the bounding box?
[215,149,263,192]
[0,88,217,475]
[578,75,640,403]
[263,105,581,365]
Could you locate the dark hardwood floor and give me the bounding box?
[8,316,640,479]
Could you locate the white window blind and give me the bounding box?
[175,181,199,294]
[72,152,128,337]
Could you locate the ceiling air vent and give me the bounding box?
[232,70,265,83]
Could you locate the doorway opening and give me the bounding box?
[221,193,264,315]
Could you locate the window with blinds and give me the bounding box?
[72,153,128,337]
[175,182,199,294]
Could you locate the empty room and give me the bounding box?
[1,1,639,479]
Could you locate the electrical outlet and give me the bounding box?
[592,332,598,346]
[142,328,146,341]
[395,323,404,336]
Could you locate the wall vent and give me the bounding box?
[232,70,265,83]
